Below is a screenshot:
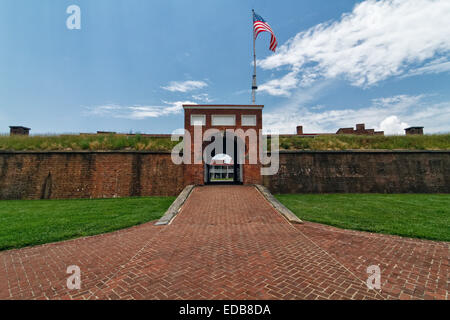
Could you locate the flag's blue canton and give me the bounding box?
[253,13,266,23]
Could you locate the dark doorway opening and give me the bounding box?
[205,133,242,185]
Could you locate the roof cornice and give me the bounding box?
[183,104,264,110]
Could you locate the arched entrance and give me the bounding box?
[182,104,264,186]
[204,132,243,184]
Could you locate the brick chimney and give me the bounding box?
[356,123,365,132]
[9,126,31,136]
[405,127,424,135]
[296,126,303,135]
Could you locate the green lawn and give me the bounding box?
[275,194,450,241]
[0,196,175,251]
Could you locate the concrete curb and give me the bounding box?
[254,184,303,224]
[155,185,195,226]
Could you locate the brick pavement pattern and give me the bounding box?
[0,185,448,300]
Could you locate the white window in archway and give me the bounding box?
[211,153,233,164]
[210,153,234,182]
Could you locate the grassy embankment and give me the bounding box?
[0,133,179,151]
[0,133,449,151]
[277,134,450,150]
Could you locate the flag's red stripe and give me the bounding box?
[254,22,274,33]
[253,20,277,52]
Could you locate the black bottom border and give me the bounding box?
[0,299,447,319]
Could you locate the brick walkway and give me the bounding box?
[299,222,449,300]
[0,185,448,300]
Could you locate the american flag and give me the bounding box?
[253,11,277,52]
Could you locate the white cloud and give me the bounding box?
[404,57,450,77]
[192,93,213,103]
[263,94,450,134]
[258,0,450,95]
[87,105,122,116]
[161,80,207,92]
[264,79,335,112]
[258,70,299,96]
[378,116,409,135]
[86,101,195,119]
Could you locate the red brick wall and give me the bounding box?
[263,151,450,193]
[184,106,263,185]
[0,151,184,200]
[2,150,448,199]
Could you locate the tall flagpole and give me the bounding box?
[251,9,257,105]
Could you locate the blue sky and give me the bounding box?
[1,0,449,135]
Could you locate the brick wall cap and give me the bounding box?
[1,149,448,155]
[277,149,450,154]
[183,104,264,110]
[0,150,173,154]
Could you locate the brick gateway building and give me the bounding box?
[183,104,263,186]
